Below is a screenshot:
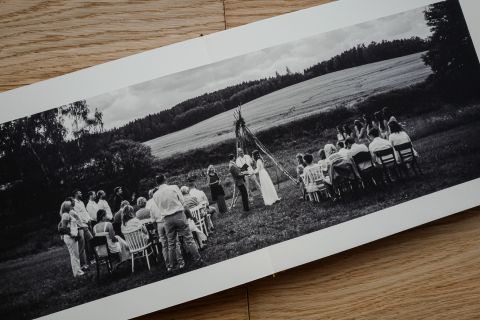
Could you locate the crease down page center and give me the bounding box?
[0,0,479,319]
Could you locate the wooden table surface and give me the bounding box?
[1,1,479,319]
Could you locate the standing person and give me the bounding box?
[252,150,280,206]
[153,174,202,272]
[229,154,249,212]
[58,201,84,277]
[147,188,185,269]
[207,165,227,214]
[112,187,124,213]
[70,193,93,270]
[97,190,113,220]
[236,148,260,200]
[86,191,99,222]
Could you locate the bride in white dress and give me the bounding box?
[252,150,280,206]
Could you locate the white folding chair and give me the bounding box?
[190,205,209,236]
[123,227,153,273]
[305,165,329,202]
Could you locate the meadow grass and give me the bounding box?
[1,105,480,319]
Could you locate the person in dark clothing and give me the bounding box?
[228,154,249,212]
[112,186,124,213]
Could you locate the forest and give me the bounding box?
[0,0,478,260]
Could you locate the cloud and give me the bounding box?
[87,6,431,130]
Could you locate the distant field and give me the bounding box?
[144,52,431,159]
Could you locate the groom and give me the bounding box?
[236,148,260,200]
[229,154,249,212]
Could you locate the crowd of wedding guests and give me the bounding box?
[296,107,419,200]
[58,173,227,278]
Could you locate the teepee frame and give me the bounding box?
[229,106,297,210]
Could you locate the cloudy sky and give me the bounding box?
[87,6,432,130]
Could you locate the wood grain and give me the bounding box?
[1,1,480,320]
[247,211,480,320]
[0,0,225,92]
[224,0,335,28]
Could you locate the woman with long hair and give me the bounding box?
[93,209,130,262]
[374,111,388,138]
[207,165,228,214]
[252,150,280,206]
[354,119,368,144]
[58,201,84,277]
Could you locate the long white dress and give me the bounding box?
[255,159,280,206]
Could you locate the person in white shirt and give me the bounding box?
[336,141,349,157]
[368,127,394,165]
[236,148,260,200]
[147,188,184,268]
[86,191,99,221]
[189,182,217,217]
[96,190,113,220]
[345,137,372,171]
[71,191,93,269]
[388,120,418,161]
[153,174,201,271]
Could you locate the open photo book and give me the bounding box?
[0,0,479,319]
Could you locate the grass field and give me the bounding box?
[144,52,431,159]
[1,102,480,319]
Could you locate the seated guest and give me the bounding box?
[345,137,372,170]
[93,209,130,262]
[296,153,307,168]
[181,186,200,209]
[343,124,356,140]
[181,186,214,231]
[113,200,130,238]
[354,119,368,144]
[303,153,328,187]
[121,205,148,237]
[296,164,307,200]
[189,181,217,218]
[324,144,343,165]
[317,149,328,174]
[374,111,388,139]
[388,120,418,161]
[368,127,394,165]
[135,197,151,220]
[336,125,346,142]
[336,141,349,157]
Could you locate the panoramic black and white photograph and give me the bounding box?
[1,0,480,318]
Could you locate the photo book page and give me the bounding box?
[0,0,479,319]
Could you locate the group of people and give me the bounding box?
[58,175,224,278]
[296,108,418,199]
[228,148,281,212]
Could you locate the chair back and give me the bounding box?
[90,235,111,258]
[394,142,414,163]
[123,228,149,253]
[190,205,205,222]
[352,151,374,172]
[374,147,396,167]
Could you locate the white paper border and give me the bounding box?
[0,0,478,319]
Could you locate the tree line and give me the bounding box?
[103,37,429,143]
